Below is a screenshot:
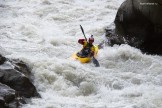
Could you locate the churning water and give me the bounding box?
[0,0,162,108]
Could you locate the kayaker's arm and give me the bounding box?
[78,39,86,45]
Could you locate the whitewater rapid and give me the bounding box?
[1,0,162,108]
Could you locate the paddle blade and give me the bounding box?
[92,57,100,67]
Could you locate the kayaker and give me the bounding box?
[77,35,95,57]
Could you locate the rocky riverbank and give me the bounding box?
[0,54,39,108]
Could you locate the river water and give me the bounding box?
[1,0,162,108]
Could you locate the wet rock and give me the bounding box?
[0,97,5,108]
[10,59,32,78]
[0,54,40,107]
[0,83,15,108]
[0,54,6,65]
[0,68,38,98]
[106,0,162,55]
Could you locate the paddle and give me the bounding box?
[80,25,100,67]
[92,57,100,67]
[80,25,87,41]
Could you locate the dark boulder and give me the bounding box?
[0,97,5,108]
[0,83,15,108]
[0,83,15,103]
[10,59,32,79]
[0,54,6,65]
[0,54,40,107]
[0,69,38,98]
[106,0,162,55]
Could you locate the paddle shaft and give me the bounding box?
[80,25,87,41]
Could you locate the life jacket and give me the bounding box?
[80,41,95,57]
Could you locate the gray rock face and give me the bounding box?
[0,55,6,65]
[0,83,15,108]
[0,69,37,98]
[106,0,162,55]
[0,54,40,108]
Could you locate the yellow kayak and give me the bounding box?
[71,45,99,63]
